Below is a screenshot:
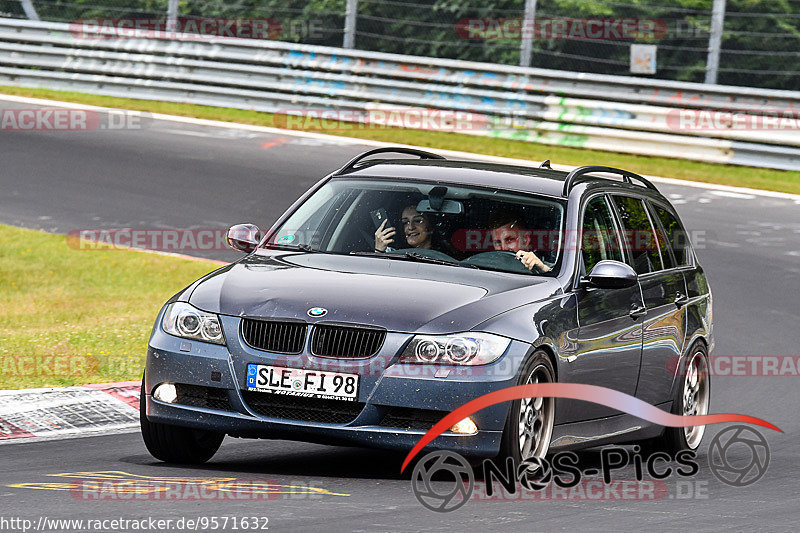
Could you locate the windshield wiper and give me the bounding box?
[403,252,479,269]
[350,250,396,258]
[351,250,477,269]
[265,243,320,252]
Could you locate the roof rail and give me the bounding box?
[562,165,657,197]
[336,147,446,174]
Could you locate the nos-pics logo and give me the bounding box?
[411,425,770,512]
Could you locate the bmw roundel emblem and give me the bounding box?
[307,307,327,317]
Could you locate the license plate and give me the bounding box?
[246,364,359,401]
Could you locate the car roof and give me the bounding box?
[334,158,666,201]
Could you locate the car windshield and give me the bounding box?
[260,177,565,276]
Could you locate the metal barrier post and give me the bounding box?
[519,0,538,67]
[20,0,39,21]
[705,0,726,84]
[343,0,358,49]
[167,0,179,32]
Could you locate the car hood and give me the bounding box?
[188,251,562,334]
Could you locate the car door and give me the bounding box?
[611,195,688,407]
[562,194,644,423]
[649,200,708,385]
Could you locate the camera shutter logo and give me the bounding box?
[411,451,474,512]
[709,425,770,487]
[517,456,553,491]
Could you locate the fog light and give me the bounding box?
[449,417,478,435]
[153,383,177,404]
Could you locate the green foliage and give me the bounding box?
[33,0,170,22]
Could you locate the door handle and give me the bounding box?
[629,303,647,319]
[674,292,689,308]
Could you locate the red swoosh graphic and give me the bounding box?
[400,383,781,472]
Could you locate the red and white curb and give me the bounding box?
[0,381,140,444]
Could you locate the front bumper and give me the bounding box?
[144,315,530,458]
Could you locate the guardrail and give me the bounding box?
[1,18,799,170]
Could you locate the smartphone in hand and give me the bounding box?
[370,208,390,230]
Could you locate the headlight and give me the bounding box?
[399,332,510,365]
[161,302,226,345]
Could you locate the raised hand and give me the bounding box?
[374,219,396,252]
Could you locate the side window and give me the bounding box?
[273,187,350,248]
[581,196,624,274]
[612,196,663,274]
[651,203,691,266]
[646,202,676,270]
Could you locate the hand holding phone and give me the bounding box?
[372,211,396,252]
[370,208,389,230]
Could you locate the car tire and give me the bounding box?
[139,381,224,464]
[497,351,556,464]
[640,342,711,455]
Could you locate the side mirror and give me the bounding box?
[226,224,263,253]
[582,260,638,289]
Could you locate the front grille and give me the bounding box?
[175,384,232,411]
[241,319,307,354]
[310,324,385,358]
[379,407,448,431]
[241,391,364,424]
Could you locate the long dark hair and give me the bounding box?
[398,203,434,248]
[397,201,459,256]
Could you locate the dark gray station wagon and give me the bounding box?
[141,148,713,465]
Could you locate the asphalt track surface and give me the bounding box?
[1,100,800,531]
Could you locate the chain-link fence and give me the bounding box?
[2,0,799,91]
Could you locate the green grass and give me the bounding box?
[0,224,219,389]
[2,85,799,195]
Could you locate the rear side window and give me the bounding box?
[651,203,691,266]
[581,196,624,274]
[612,195,663,274]
[646,202,676,270]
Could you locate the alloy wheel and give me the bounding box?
[518,366,555,460]
[682,349,710,449]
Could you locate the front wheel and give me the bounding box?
[139,381,224,464]
[497,351,556,464]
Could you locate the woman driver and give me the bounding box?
[374,205,432,252]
